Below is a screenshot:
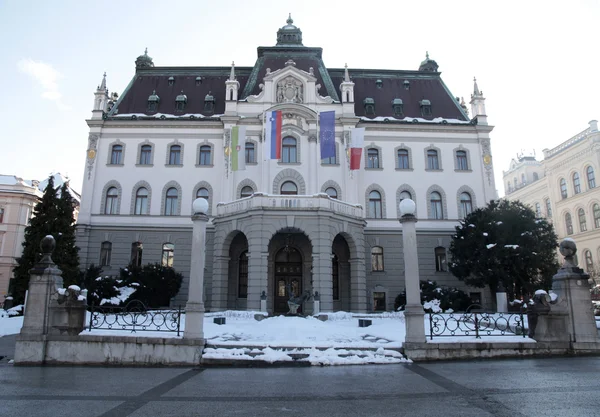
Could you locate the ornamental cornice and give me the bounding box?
[545,147,594,171]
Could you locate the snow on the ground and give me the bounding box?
[0,306,25,336]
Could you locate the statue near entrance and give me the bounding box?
[286,285,312,315]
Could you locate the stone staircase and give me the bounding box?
[201,343,408,366]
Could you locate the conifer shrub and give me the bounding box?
[394,280,471,313]
[119,263,183,308]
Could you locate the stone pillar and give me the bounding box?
[247,250,268,311]
[349,257,367,313]
[312,247,333,311]
[19,236,63,337]
[210,254,229,311]
[308,136,318,194]
[185,203,209,340]
[496,281,508,313]
[399,200,426,343]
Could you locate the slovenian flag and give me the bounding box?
[265,110,282,160]
[350,128,365,170]
[231,126,246,171]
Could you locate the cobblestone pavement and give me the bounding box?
[1,356,600,416]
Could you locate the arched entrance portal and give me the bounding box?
[274,247,302,313]
[268,230,312,314]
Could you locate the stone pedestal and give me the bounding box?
[185,212,209,340]
[496,282,508,313]
[399,207,425,344]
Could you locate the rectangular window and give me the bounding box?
[427,150,439,170]
[130,242,143,267]
[169,146,181,165]
[110,146,123,164]
[397,151,409,169]
[373,292,386,311]
[435,248,447,272]
[0,207,4,223]
[100,242,112,266]
[322,154,337,165]
[139,146,152,165]
[456,151,468,170]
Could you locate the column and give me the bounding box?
[185,211,209,340]
[308,135,317,194]
[399,200,426,343]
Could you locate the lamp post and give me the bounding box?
[399,199,426,343]
[184,198,209,340]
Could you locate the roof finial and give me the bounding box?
[144,47,148,55]
[426,51,429,59]
[229,61,236,81]
[99,72,107,90]
[344,63,350,82]
[287,13,293,24]
[473,77,481,95]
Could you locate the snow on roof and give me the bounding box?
[1,173,80,203]
[359,116,471,124]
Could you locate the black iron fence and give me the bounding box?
[88,300,182,336]
[428,311,527,339]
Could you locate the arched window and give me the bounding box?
[533,172,539,181]
[427,150,439,170]
[240,186,253,198]
[161,243,174,267]
[371,246,384,271]
[535,202,541,218]
[455,150,468,170]
[325,187,338,199]
[104,187,118,214]
[521,173,526,185]
[397,149,409,169]
[507,182,512,193]
[282,137,297,163]
[579,208,588,232]
[435,247,447,272]
[139,145,152,165]
[587,166,596,189]
[460,192,473,217]
[573,172,581,194]
[110,145,123,165]
[368,190,382,218]
[367,148,380,168]
[399,190,412,201]
[546,199,552,217]
[196,188,209,212]
[584,250,594,272]
[238,251,248,298]
[130,242,143,267]
[280,181,298,195]
[565,213,574,235]
[199,145,212,165]
[165,187,178,216]
[513,178,517,189]
[134,187,148,215]
[430,191,443,219]
[332,253,339,300]
[594,204,600,228]
[169,145,181,165]
[100,241,112,266]
[560,178,568,199]
[245,142,255,164]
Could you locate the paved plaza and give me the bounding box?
[1,352,599,417]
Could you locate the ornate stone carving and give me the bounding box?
[86,134,99,180]
[276,76,303,103]
[480,138,493,186]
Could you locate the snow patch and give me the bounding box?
[486,243,497,249]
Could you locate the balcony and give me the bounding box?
[216,192,363,218]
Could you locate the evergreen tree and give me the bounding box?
[53,182,80,288]
[10,175,80,304]
[448,199,559,301]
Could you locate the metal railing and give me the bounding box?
[428,310,526,339]
[88,300,182,335]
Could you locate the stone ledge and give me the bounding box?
[17,333,205,346]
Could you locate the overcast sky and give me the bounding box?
[0,0,598,196]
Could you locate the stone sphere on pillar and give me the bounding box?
[399,198,416,217]
[192,198,209,215]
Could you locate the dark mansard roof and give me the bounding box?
[107,19,468,122]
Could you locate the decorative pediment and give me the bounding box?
[276,76,303,103]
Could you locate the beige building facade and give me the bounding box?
[503,120,600,273]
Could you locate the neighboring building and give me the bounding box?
[0,173,79,299]
[503,120,600,271]
[77,17,498,313]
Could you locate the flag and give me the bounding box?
[264,110,282,159]
[319,111,336,159]
[350,128,365,170]
[231,126,246,171]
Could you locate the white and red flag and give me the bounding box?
[350,128,365,170]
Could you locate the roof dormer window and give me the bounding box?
[420,99,432,117]
[168,76,175,86]
[376,79,383,89]
[392,98,403,118]
[204,92,215,113]
[403,80,410,90]
[363,98,375,116]
[175,90,187,112]
[147,90,159,112]
[195,76,202,86]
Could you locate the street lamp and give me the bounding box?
[398,199,426,344]
[185,198,209,340]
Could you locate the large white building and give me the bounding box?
[77,18,498,313]
[503,120,600,273]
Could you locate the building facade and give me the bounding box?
[503,120,600,273]
[77,18,498,313]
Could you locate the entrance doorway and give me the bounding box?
[274,247,302,314]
